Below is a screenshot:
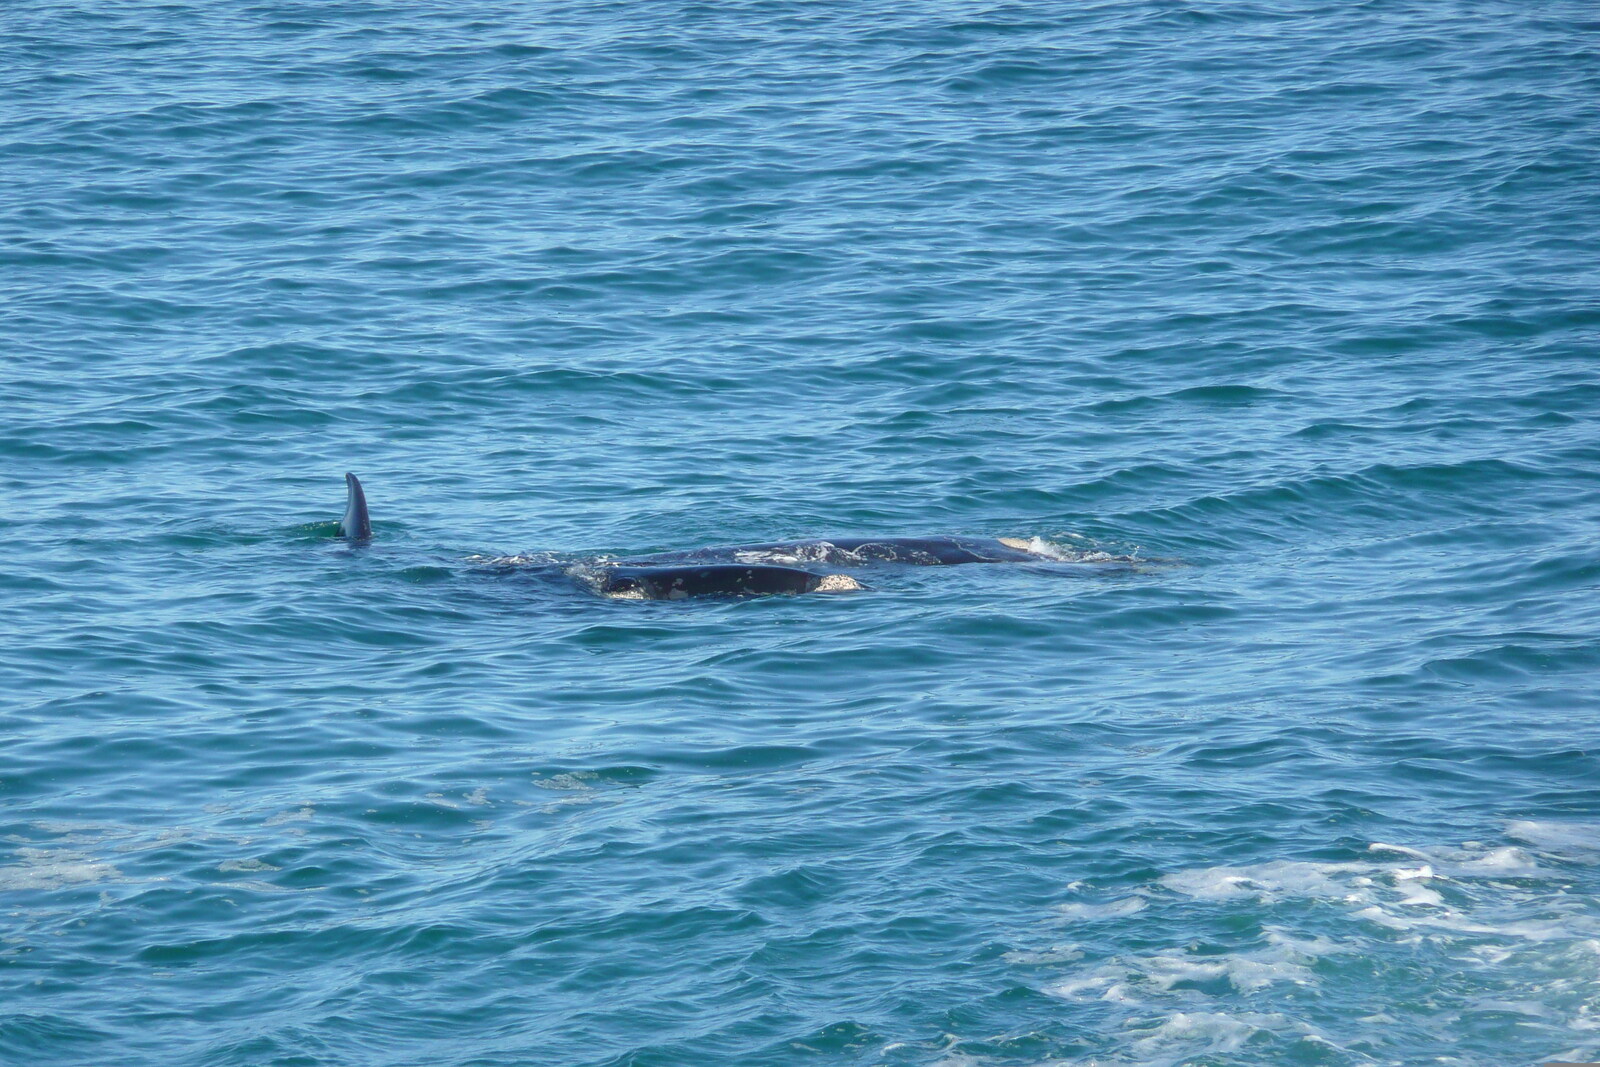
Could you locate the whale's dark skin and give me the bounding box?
[338,472,372,540]
[623,536,1046,567]
[596,565,859,599]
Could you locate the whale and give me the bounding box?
[333,473,1061,600]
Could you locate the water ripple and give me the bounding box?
[4,0,1599,1064]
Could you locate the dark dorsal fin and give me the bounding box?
[339,472,372,540]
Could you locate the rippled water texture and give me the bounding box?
[5,2,1600,1064]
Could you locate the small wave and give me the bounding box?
[464,552,562,566]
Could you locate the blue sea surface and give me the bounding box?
[4,2,1600,1064]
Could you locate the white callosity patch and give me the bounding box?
[1032,826,1600,1065]
[998,535,1056,556]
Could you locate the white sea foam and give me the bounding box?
[1506,820,1600,859]
[532,772,597,790]
[466,552,559,566]
[1146,953,1312,993]
[0,847,121,891]
[1045,941,1314,1004]
[1032,828,1600,1065]
[1054,896,1147,920]
[1003,944,1084,965]
[1452,845,1543,877]
[1128,1011,1258,1055]
[1000,535,1072,560]
[1158,859,1365,902]
[262,805,315,827]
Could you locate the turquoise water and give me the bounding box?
[5,1,1600,1063]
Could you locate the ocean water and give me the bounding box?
[4,1,1599,1064]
